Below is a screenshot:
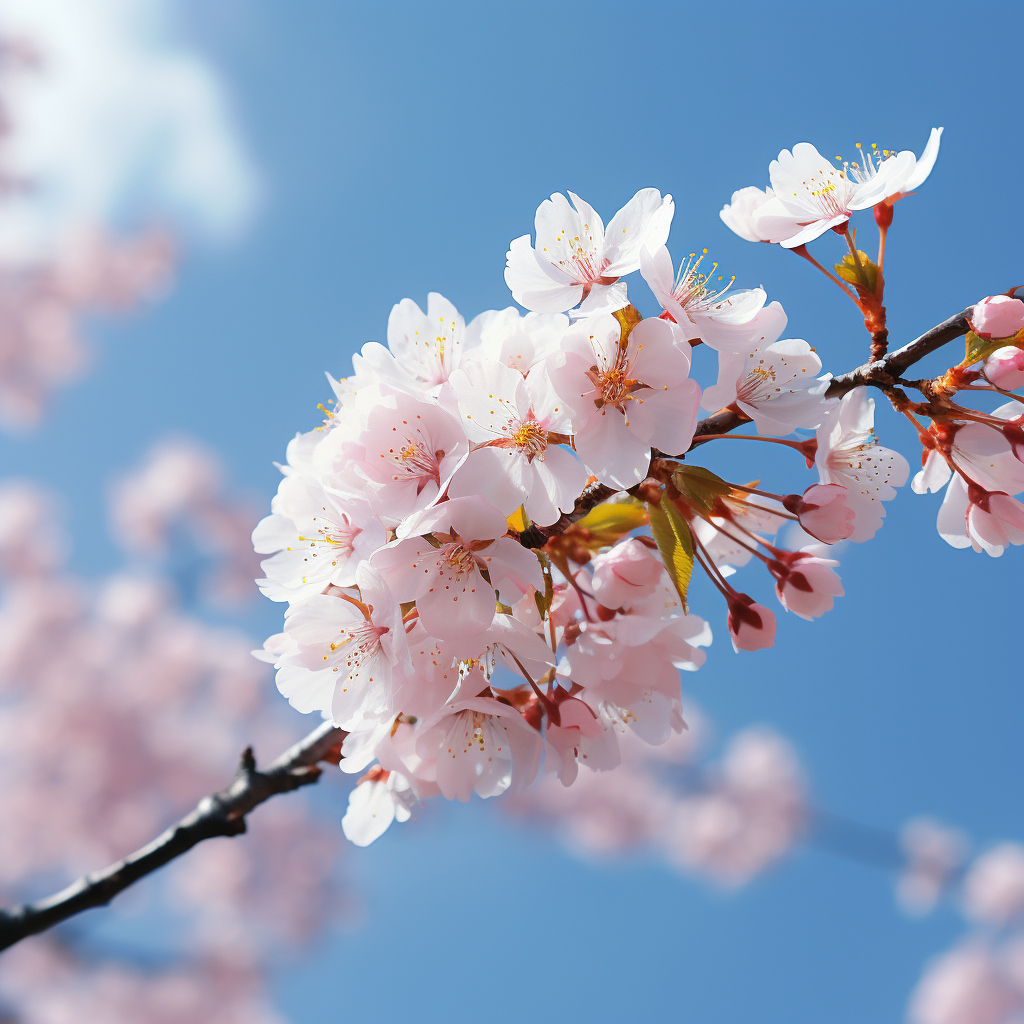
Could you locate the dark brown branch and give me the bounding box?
[827,306,972,396]
[0,721,346,953]
[685,306,974,447]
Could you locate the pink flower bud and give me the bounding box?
[971,295,1024,340]
[966,485,1024,555]
[783,483,856,543]
[726,594,777,652]
[590,538,663,610]
[769,554,844,620]
[984,346,1024,390]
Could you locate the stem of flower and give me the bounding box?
[791,244,859,303]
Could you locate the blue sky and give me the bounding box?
[3,1,1022,1020]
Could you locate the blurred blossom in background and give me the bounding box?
[0,1,1021,1023]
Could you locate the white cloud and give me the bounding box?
[0,0,260,258]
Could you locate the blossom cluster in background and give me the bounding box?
[0,461,353,1022]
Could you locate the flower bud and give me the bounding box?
[726,594,776,652]
[971,295,1024,341]
[984,346,1024,391]
[782,483,855,544]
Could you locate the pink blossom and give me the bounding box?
[414,696,543,802]
[972,295,1024,341]
[342,767,416,847]
[815,387,909,541]
[265,564,409,728]
[719,186,783,243]
[353,292,467,391]
[589,538,663,610]
[701,334,830,435]
[505,188,673,314]
[985,346,1024,390]
[936,478,1024,557]
[252,474,384,602]
[547,313,700,487]
[908,941,1023,1024]
[639,244,767,345]
[751,142,891,248]
[446,356,588,525]
[665,727,807,887]
[372,496,542,641]
[464,307,568,373]
[769,552,844,620]
[962,844,1024,926]
[726,594,777,652]
[321,389,468,526]
[783,483,856,544]
[898,818,970,916]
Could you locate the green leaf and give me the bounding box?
[672,465,732,519]
[963,329,1012,367]
[834,250,879,293]
[574,498,648,546]
[647,495,694,613]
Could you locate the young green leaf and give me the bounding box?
[646,495,694,613]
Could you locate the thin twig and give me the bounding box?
[0,721,346,953]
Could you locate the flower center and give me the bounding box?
[510,420,547,459]
[737,365,778,404]
[593,366,640,410]
[672,249,736,315]
[439,543,477,583]
[389,439,441,492]
[329,621,388,670]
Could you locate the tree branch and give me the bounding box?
[0,721,346,953]
[689,305,974,445]
[0,306,978,953]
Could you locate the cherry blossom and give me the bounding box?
[768,551,844,620]
[464,307,569,373]
[700,334,830,435]
[855,128,943,209]
[588,537,664,610]
[639,243,767,345]
[719,186,784,243]
[504,188,673,314]
[353,293,466,392]
[446,356,588,525]
[815,387,909,541]
[252,474,384,602]
[898,818,971,916]
[985,347,1024,391]
[320,389,468,526]
[962,844,1024,926]
[372,496,542,641]
[414,695,543,802]
[726,594,777,652]
[341,766,416,847]
[547,313,700,487]
[751,142,891,248]
[264,563,409,728]
[908,940,1024,1024]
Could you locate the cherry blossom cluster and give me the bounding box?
[904,839,1024,1024]
[253,130,1021,846]
[0,41,174,431]
[0,463,351,1023]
